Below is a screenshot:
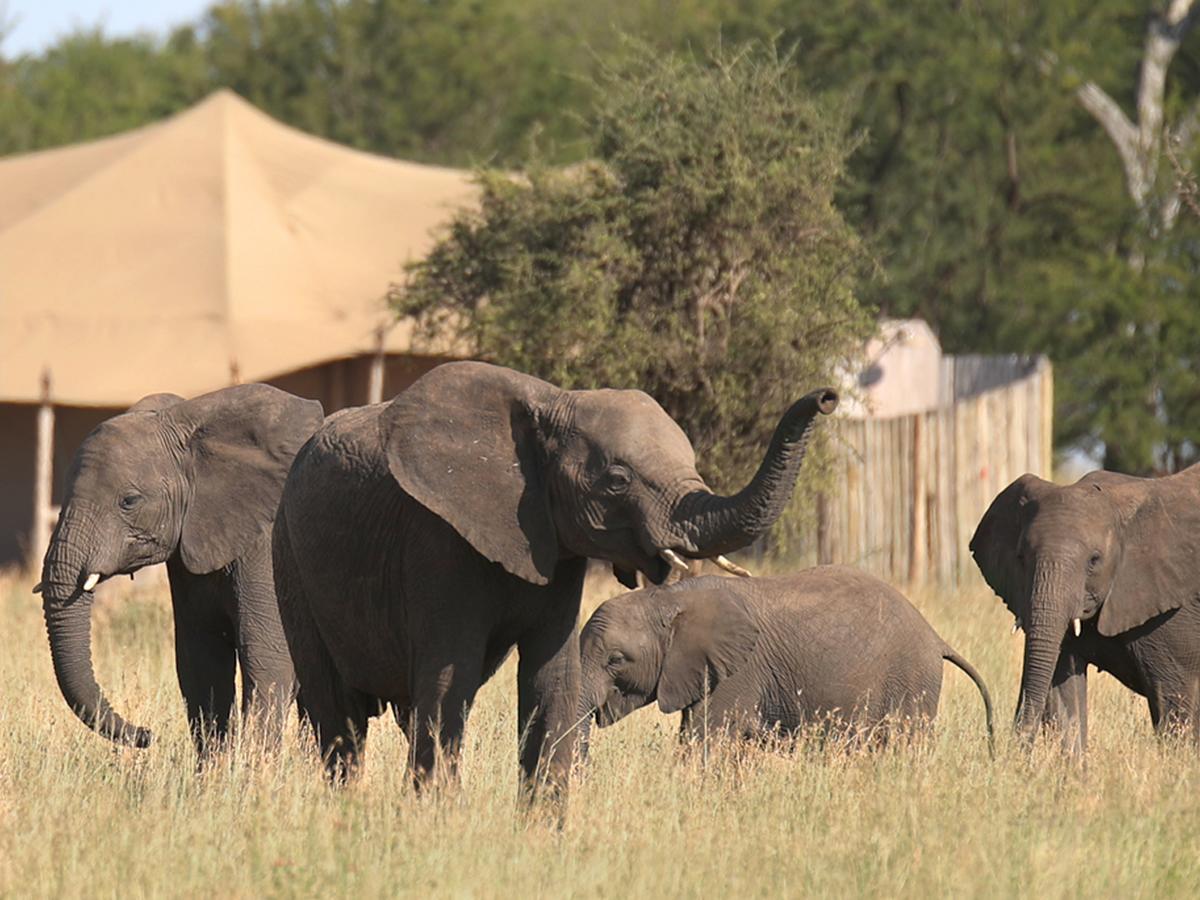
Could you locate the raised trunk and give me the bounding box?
[40,520,152,748]
[671,387,838,556]
[1013,561,1070,741]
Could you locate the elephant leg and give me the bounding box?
[515,566,586,798]
[293,631,372,783]
[1042,651,1088,756]
[408,653,484,789]
[169,575,237,759]
[232,538,296,745]
[272,521,371,781]
[1147,677,1199,742]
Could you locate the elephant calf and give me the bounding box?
[581,566,994,750]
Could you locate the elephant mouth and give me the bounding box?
[613,554,672,589]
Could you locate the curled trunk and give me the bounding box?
[40,522,152,748]
[671,388,838,556]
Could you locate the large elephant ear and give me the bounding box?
[169,384,324,574]
[381,361,560,586]
[657,590,759,714]
[969,473,1055,619]
[1099,471,1200,635]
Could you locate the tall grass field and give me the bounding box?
[1,566,1197,898]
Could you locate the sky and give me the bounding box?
[2,0,211,55]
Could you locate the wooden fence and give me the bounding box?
[810,355,1053,585]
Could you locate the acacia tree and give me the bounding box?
[395,44,872,493]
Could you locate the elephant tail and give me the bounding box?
[943,646,995,759]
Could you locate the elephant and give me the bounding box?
[37,384,323,754]
[970,466,1200,752]
[579,566,994,751]
[271,361,837,791]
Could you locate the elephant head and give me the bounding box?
[970,466,1200,740]
[38,384,323,747]
[382,361,837,589]
[579,585,759,725]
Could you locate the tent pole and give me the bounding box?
[32,369,55,573]
[367,325,385,405]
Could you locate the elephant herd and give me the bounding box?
[32,361,1200,798]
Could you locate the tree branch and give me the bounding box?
[1076,81,1146,200]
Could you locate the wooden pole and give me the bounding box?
[367,325,386,405]
[32,369,55,572]
[1040,358,1054,478]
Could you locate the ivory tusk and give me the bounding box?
[1011,617,1022,635]
[711,555,753,577]
[31,581,42,595]
[659,549,692,575]
[1072,618,1081,637]
[83,573,101,592]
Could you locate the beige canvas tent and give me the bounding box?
[0,90,475,567]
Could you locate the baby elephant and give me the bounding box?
[580,566,994,750]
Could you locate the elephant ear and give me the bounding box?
[969,473,1054,620]
[381,361,560,586]
[657,590,759,714]
[170,384,324,574]
[1099,473,1200,635]
[127,393,183,413]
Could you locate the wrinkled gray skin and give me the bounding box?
[581,567,994,751]
[272,361,836,792]
[971,466,1200,753]
[39,384,323,755]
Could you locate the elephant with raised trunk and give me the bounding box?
[37,385,323,754]
[580,567,994,751]
[971,466,1200,752]
[272,361,836,791]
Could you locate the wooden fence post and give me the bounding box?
[31,369,55,572]
[367,326,386,405]
[908,414,927,584]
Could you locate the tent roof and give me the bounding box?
[0,89,474,406]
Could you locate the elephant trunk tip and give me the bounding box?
[814,389,838,416]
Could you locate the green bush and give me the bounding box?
[396,43,873,506]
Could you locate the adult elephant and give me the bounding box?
[37,385,323,754]
[970,466,1200,752]
[272,361,837,791]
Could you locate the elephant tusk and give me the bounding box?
[83,573,101,592]
[31,581,42,595]
[1073,618,1082,637]
[1011,617,1022,635]
[711,555,753,577]
[659,549,692,575]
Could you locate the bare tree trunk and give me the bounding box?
[1074,0,1198,237]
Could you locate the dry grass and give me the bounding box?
[1,565,1198,898]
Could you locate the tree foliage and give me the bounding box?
[395,44,872,487]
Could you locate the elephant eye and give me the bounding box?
[603,465,632,495]
[119,493,143,511]
[1088,551,1102,571]
[607,651,627,667]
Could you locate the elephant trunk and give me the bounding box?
[670,388,838,556]
[1013,561,1070,742]
[40,514,152,748]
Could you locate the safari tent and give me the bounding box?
[0,90,474,568]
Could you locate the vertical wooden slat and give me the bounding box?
[909,414,926,584]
